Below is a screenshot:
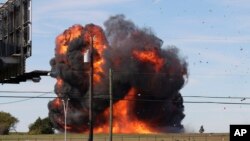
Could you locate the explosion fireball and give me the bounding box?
[49,15,188,133]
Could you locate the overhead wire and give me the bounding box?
[0,92,53,105]
[0,90,52,94]
[1,90,249,99]
[0,94,249,105]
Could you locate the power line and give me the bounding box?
[184,101,250,105]
[0,93,50,105]
[0,95,56,99]
[0,90,53,94]
[1,95,249,100]
[0,95,250,105]
[183,96,250,100]
[0,91,249,100]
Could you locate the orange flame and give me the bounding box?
[54,78,63,108]
[56,78,63,89]
[53,98,62,108]
[56,24,108,83]
[85,26,107,83]
[94,88,155,134]
[133,49,164,72]
[56,25,83,55]
[93,59,104,82]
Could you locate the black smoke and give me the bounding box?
[48,15,188,133]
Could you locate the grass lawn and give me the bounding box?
[0,133,229,141]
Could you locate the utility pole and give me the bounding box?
[88,34,94,141]
[109,69,113,141]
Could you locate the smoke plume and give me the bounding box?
[48,15,188,133]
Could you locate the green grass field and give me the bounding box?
[0,133,229,141]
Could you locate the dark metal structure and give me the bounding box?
[0,0,48,83]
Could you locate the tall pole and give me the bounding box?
[62,98,69,141]
[109,69,113,141]
[88,34,94,141]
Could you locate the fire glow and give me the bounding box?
[133,49,165,72]
[94,88,155,134]
[56,25,83,55]
[49,15,188,134]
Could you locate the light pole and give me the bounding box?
[62,98,69,141]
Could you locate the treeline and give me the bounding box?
[0,111,54,135]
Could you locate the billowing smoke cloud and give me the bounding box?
[48,15,188,133]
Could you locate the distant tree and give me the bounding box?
[0,111,19,135]
[28,117,54,134]
[199,125,204,133]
